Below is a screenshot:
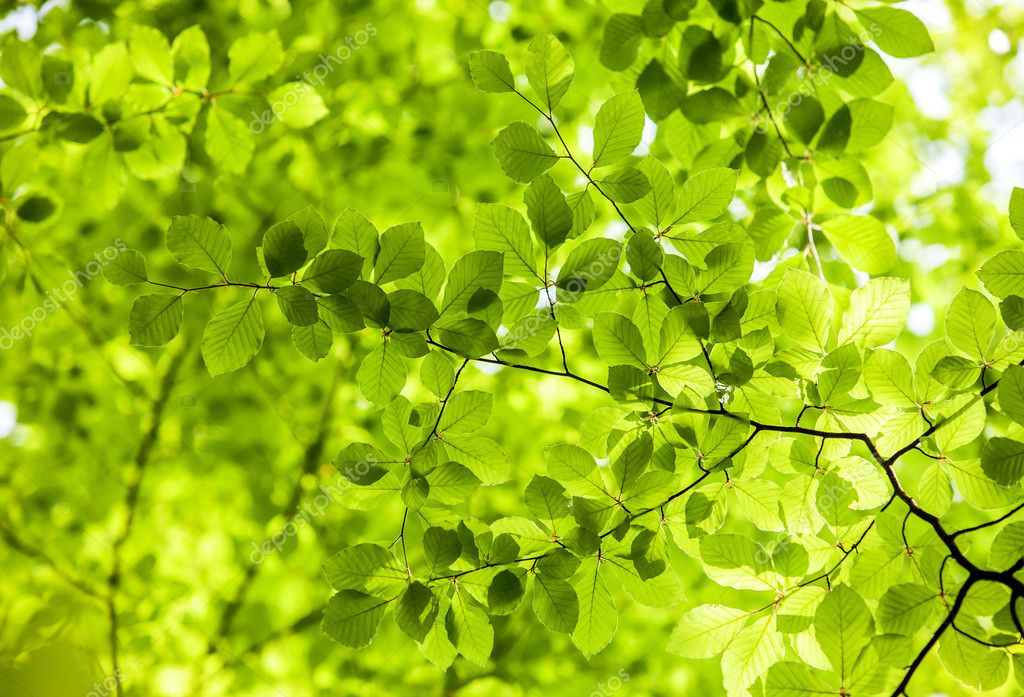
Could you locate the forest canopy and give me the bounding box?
[2,0,1024,696]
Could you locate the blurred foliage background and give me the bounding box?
[1,0,1023,695]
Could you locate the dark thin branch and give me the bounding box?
[951,501,1024,539]
[426,336,614,397]
[891,581,971,696]
[206,362,343,655]
[951,621,1021,648]
[108,347,188,697]
[798,518,877,589]
[748,17,797,160]
[752,14,809,65]
[145,279,282,294]
[0,519,105,600]
[428,554,547,583]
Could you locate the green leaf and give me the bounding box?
[201,297,265,375]
[228,32,283,85]
[1001,296,1024,331]
[592,91,644,167]
[818,105,852,154]
[626,528,667,577]
[674,167,737,224]
[0,95,27,131]
[438,391,492,434]
[636,59,685,120]
[334,208,380,276]
[990,522,1024,568]
[375,222,425,285]
[864,348,916,406]
[204,102,254,174]
[441,433,509,484]
[555,238,622,296]
[979,250,1024,298]
[594,166,650,203]
[657,305,703,367]
[302,249,362,294]
[492,121,559,183]
[446,591,494,666]
[291,321,333,361]
[838,277,910,348]
[697,243,754,295]
[129,294,184,346]
[318,295,364,333]
[525,33,573,112]
[626,230,663,282]
[166,215,231,276]
[90,42,131,104]
[721,614,785,693]
[473,204,538,280]
[612,432,652,495]
[440,250,504,317]
[856,6,934,58]
[171,25,210,90]
[784,97,825,144]
[846,99,896,152]
[128,25,173,84]
[765,662,834,697]
[938,624,1010,691]
[594,312,648,368]
[946,287,995,360]
[421,350,455,397]
[667,604,749,658]
[981,437,1024,486]
[524,174,573,248]
[266,82,328,128]
[1,41,42,99]
[322,590,390,648]
[434,318,499,358]
[357,342,407,403]
[601,14,644,71]
[628,157,676,231]
[814,585,873,681]
[262,221,308,277]
[276,285,319,326]
[571,557,617,657]
[999,365,1024,426]
[423,526,461,575]
[287,206,329,258]
[387,289,438,332]
[524,475,571,521]
[536,573,577,634]
[917,461,953,516]
[680,87,745,124]
[820,214,895,274]
[488,569,525,615]
[104,249,148,285]
[426,462,480,504]
[874,584,939,639]
[395,582,438,642]
[1010,187,1024,240]
[776,269,832,354]
[469,50,515,93]
[324,543,406,592]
